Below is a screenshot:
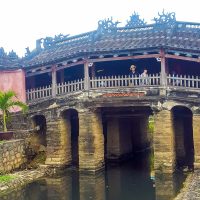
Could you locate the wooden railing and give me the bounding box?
[57,79,84,95]
[90,74,160,88]
[167,74,200,89]
[26,74,200,101]
[26,85,52,101]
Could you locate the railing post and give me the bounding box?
[51,65,57,97]
[84,60,90,91]
[160,50,167,87]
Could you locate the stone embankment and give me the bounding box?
[0,169,45,197]
[175,170,200,200]
[0,140,26,173]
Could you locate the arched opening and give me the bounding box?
[172,106,194,170]
[61,109,79,167]
[28,115,47,168]
[32,115,47,147]
[102,106,153,162]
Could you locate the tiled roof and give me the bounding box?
[22,21,200,68]
[0,58,22,70]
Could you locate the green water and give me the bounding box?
[1,153,186,200]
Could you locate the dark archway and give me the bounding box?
[61,109,79,167]
[172,106,194,170]
[32,115,47,149]
[102,106,153,162]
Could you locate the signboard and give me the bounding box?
[102,92,146,97]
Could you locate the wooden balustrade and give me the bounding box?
[90,74,160,88]
[167,74,200,89]
[57,79,84,95]
[26,74,200,101]
[26,85,52,101]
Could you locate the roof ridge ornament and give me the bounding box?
[153,10,176,27]
[125,12,146,28]
[97,17,120,34]
[90,17,120,41]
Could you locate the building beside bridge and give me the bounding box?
[0,11,200,174]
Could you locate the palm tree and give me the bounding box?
[0,90,28,132]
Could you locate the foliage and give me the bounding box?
[148,115,154,134]
[0,140,5,144]
[0,175,16,182]
[0,90,28,132]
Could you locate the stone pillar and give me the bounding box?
[193,114,200,169]
[79,172,105,200]
[154,110,175,173]
[138,115,150,150]
[79,109,104,171]
[46,176,72,200]
[107,117,132,160]
[51,65,57,97]
[155,173,176,200]
[107,117,121,159]
[107,168,122,200]
[45,116,71,166]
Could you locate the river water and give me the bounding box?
[2,152,186,200]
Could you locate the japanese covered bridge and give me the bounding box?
[1,11,200,174]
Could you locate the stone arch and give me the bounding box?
[171,106,194,170]
[101,106,153,162]
[60,108,79,166]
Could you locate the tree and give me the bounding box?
[0,90,28,132]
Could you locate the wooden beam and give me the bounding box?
[89,54,161,63]
[26,68,52,77]
[25,54,161,77]
[165,54,200,63]
[56,60,85,71]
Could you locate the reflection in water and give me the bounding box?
[1,153,186,200]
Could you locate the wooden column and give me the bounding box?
[91,63,96,79]
[60,69,65,83]
[160,50,167,86]
[84,61,90,90]
[51,65,57,97]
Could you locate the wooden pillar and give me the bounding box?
[160,50,167,86]
[154,110,175,173]
[193,114,200,169]
[84,61,90,90]
[51,65,57,97]
[29,76,36,89]
[91,63,96,78]
[60,69,65,83]
[79,109,104,171]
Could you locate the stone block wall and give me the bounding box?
[193,114,200,169]
[154,110,175,173]
[0,139,26,173]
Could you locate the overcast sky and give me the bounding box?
[0,0,199,57]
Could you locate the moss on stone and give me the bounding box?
[0,175,16,183]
